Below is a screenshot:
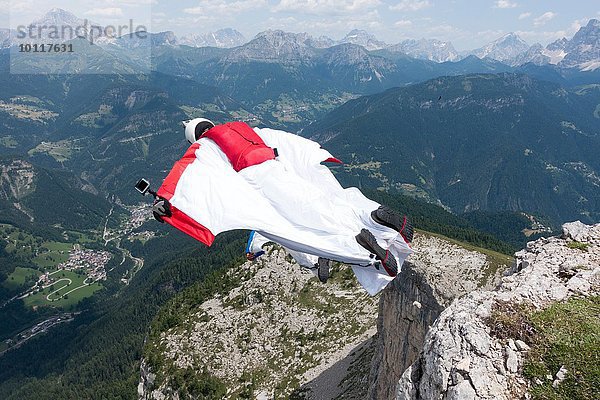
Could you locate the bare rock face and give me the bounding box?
[368,234,510,400]
[140,248,380,399]
[394,222,600,399]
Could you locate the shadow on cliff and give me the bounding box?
[290,336,376,400]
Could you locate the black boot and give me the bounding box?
[355,229,398,277]
[315,257,330,283]
[371,206,414,243]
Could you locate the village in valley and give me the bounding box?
[0,202,156,354]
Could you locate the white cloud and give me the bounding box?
[273,0,381,15]
[569,18,591,34]
[6,0,36,14]
[85,8,124,18]
[533,11,557,27]
[518,12,531,20]
[395,19,412,27]
[425,23,460,35]
[262,9,382,37]
[184,0,267,15]
[493,0,517,9]
[389,0,431,12]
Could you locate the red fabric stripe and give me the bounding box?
[157,143,215,246]
[158,143,200,201]
[323,157,343,164]
[162,206,216,246]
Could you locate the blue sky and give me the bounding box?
[3,0,599,50]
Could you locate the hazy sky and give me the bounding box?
[3,0,599,50]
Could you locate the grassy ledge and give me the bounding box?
[488,296,600,400]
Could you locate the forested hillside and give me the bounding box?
[307,74,600,224]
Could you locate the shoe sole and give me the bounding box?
[372,206,414,243]
[317,257,329,283]
[355,229,398,277]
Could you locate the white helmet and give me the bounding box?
[182,118,215,144]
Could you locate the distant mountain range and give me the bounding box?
[1,8,599,221]
[179,28,247,48]
[3,9,599,72]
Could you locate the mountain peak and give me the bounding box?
[558,18,600,70]
[30,8,85,30]
[470,32,529,63]
[340,29,386,50]
[497,32,527,45]
[225,29,316,64]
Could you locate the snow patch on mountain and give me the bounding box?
[179,28,246,48]
[340,29,387,51]
[388,39,460,62]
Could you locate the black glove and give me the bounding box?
[153,197,172,223]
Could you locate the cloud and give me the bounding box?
[570,18,591,34]
[425,23,460,35]
[184,0,267,15]
[262,9,382,37]
[395,19,412,27]
[85,8,124,18]
[533,11,557,27]
[273,0,381,15]
[518,12,531,20]
[493,0,517,9]
[389,0,431,12]
[5,0,36,14]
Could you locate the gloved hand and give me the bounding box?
[153,197,172,223]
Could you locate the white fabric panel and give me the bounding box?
[169,130,413,295]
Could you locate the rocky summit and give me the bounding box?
[138,232,512,399]
[395,222,599,399]
[139,222,598,400]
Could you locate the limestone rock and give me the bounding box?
[139,247,379,399]
[447,380,477,400]
[394,222,599,399]
[369,233,510,400]
[552,366,568,388]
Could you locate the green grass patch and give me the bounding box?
[49,283,102,309]
[42,241,72,252]
[488,297,600,400]
[2,267,40,289]
[523,296,599,400]
[28,140,79,162]
[64,230,97,244]
[23,270,100,309]
[32,252,69,269]
[566,241,589,252]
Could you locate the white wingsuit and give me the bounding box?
[157,123,413,295]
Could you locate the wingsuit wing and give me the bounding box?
[157,126,413,294]
[156,137,379,264]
